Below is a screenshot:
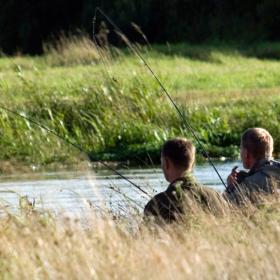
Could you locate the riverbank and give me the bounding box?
[1,39,280,166]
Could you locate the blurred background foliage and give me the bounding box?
[1,0,280,54]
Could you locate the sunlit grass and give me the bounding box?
[0,40,280,166]
[0,199,279,279]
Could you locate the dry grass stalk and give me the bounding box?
[0,196,279,279]
[43,35,102,66]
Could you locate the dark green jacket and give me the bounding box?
[144,173,225,223]
[224,159,280,205]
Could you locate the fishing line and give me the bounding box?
[93,7,227,188]
[0,104,150,197]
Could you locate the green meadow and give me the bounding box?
[1,38,280,169]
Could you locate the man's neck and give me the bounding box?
[168,170,190,183]
[250,157,271,171]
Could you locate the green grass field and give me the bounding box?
[1,38,280,169]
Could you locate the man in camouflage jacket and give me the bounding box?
[144,138,226,224]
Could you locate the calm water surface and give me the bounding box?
[0,161,240,217]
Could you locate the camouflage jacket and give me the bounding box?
[224,159,280,205]
[144,173,225,224]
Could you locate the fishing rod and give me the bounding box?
[93,7,227,188]
[0,104,150,197]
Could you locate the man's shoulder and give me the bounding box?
[145,191,169,206]
[144,186,185,222]
[170,176,222,200]
[260,160,280,176]
[165,175,200,200]
[243,160,280,190]
[144,176,195,215]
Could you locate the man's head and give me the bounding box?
[240,128,274,169]
[161,138,195,182]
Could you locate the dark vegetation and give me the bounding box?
[1,0,280,54]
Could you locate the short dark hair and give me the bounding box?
[162,138,195,170]
[241,128,273,160]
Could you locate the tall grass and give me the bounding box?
[43,35,100,66]
[1,39,280,167]
[0,199,279,279]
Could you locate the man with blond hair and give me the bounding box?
[144,138,226,224]
[224,128,280,205]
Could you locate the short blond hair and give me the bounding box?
[162,138,195,170]
[241,128,273,160]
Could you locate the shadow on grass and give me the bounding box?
[149,43,223,63]
[149,42,280,62]
[244,42,280,60]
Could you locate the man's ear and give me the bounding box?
[165,157,171,170]
[245,148,252,161]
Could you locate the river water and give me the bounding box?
[0,160,240,218]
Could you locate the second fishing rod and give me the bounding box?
[93,7,227,188]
